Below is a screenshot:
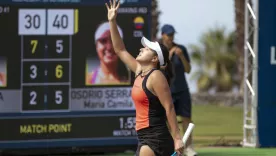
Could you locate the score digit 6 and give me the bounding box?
[55,64,63,79]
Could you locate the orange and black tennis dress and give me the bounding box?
[131,69,174,156]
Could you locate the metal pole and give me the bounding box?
[252,0,259,147]
[243,0,249,146]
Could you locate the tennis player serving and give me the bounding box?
[105,0,184,155]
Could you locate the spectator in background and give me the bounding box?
[160,24,197,156]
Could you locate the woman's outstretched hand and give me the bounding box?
[105,0,120,21]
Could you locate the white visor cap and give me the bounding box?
[94,22,123,42]
[141,37,164,66]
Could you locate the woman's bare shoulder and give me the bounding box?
[149,70,167,82]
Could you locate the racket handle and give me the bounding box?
[182,123,195,145]
[171,123,195,156]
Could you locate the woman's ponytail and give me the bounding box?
[158,43,175,86]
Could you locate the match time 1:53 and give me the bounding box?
[119,117,136,129]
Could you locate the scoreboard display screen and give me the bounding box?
[0,0,150,149]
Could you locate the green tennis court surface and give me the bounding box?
[104,147,276,156]
[192,104,243,146]
[196,148,276,156]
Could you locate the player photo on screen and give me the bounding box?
[0,57,7,87]
[71,6,149,88]
[85,21,131,86]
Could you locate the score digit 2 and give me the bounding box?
[22,86,45,111]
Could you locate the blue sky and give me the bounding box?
[157,0,235,93]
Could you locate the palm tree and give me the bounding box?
[190,26,238,92]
